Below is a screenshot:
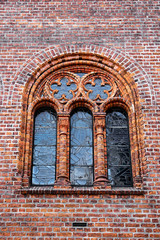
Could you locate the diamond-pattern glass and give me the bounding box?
[106,109,132,187]
[32,109,56,185]
[70,109,93,186]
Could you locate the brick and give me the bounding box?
[0,0,160,239]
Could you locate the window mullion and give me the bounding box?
[94,115,110,188]
[54,115,71,187]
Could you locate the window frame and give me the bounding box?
[106,107,133,187]
[19,55,144,192]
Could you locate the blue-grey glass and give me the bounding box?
[70,166,93,186]
[107,146,130,166]
[106,128,129,145]
[85,78,111,100]
[71,147,93,165]
[32,109,56,185]
[33,146,56,165]
[108,166,132,187]
[32,166,55,185]
[35,110,56,126]
[106,111,128,127]
[51,77,76,99]
[34,129,56,145]
[106,109,132,187]
[71,129,92,146]
[70,109,93,186]
[75,73,86,77]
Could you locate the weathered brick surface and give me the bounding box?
[0,0,160,239]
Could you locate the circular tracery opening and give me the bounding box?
[34,65,119,110]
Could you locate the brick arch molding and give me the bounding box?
[8,44,155,107]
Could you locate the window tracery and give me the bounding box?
[34,71,118,105]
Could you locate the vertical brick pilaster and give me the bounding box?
[94,115,110,188]
[55,115,71,187]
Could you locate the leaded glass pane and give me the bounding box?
[106,109,132,187]
[51,77,76,99]
[70,108,93,186]
[32,108,56,185]
[85,78,111,100]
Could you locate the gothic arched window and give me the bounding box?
[106,108,133,187]
[20,52,143,191]
[70,108,93,186]
[32,108,57,185]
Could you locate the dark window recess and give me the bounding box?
[32,108,57,185]
[72,222,87,227]
[70,108,93,186]
[106,109,133,187]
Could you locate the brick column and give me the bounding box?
[94,115,110,188]
[54,115,71,187]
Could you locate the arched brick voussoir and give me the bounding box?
[64,97,98,114]
[10,44,155,107]
[28,98,60,115]
[101,97,132,114]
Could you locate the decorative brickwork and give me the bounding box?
[1,1,160,238]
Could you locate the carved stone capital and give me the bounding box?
[59,117,69,134]
[95,117,105,134]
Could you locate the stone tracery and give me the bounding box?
[34,70,119,112]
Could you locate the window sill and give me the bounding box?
[20,186,144,196]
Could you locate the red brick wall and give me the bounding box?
[0,1,160,239]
